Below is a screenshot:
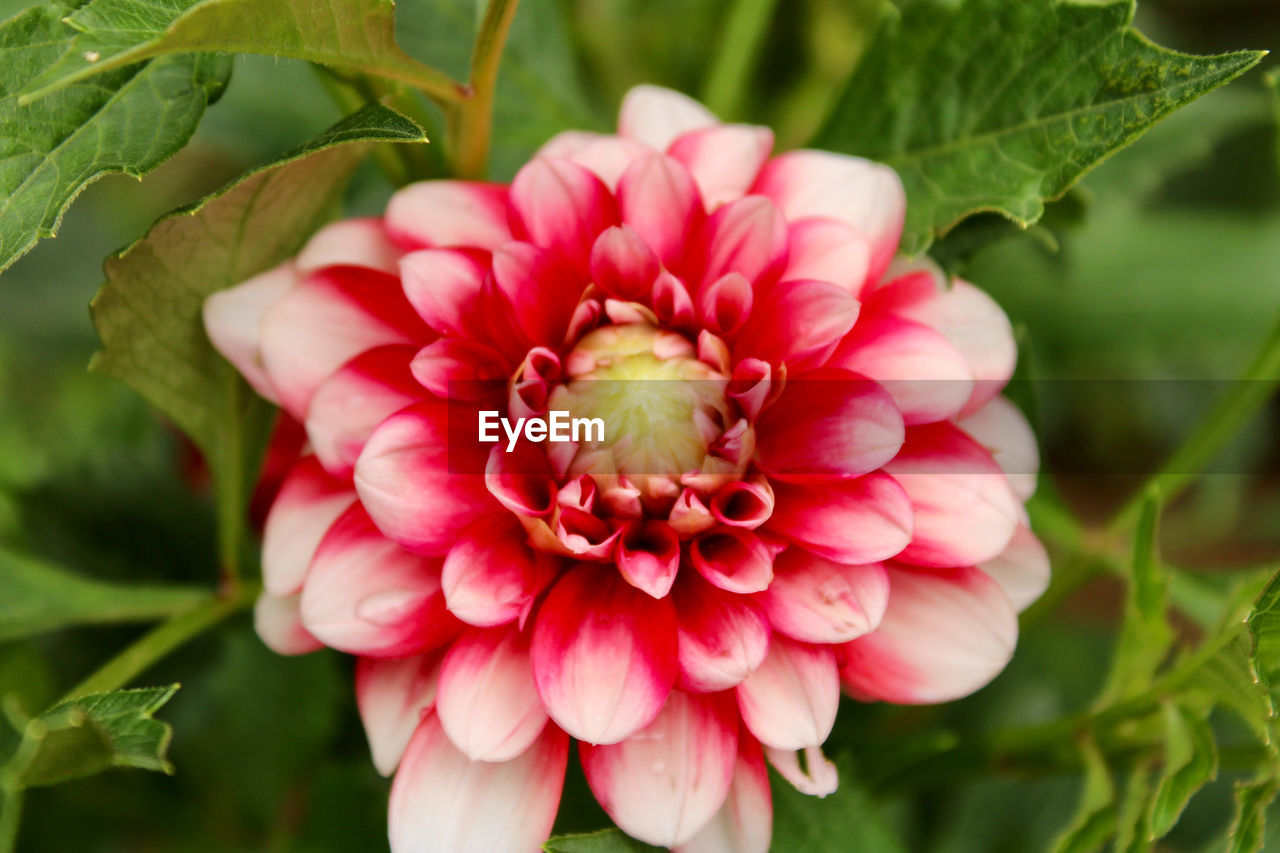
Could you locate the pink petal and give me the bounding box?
[305,345,424,478]
[884,422,1020,568]
[530,565,678,744]
[590,225,660,300]
[536,131,651,190]
[958,396,1039,501]
[385,181,512,250]
[752,150,905,285]
[410,338,509,401]
[652,269,697,328]
[353,400,497,555]
[437,625,549,762]
[674,735,773,853]
[616,520,681,599]
[356,651,444,775]
[872,271,1016,415]
[828,314,974,425]
[754,369,904,482]
[618,84,720,151]
[300,504,463,657]
[296,217,401,274]
[509,157,619,277]
[399,248,490,338]
[709,477,774,529]
[669,124,774,209]
[581,690,738,847]
[259,266,430,419]
[695,196,789,293]
[977,524,1050,612]
[673,575,770,692]
[442,515,553,627]
[691,528,775,594]
[736,278,859,367]
[699,272,754,337]
[388,713,567,853]
[202,261,298,404]
[767,473,913,565]
[253,590,322,656]
[491,241,583,346]
[765,745,838,797]
[617,152,705,273]
[760,550,889,644]
[838,564,1017,704]
[735,637,839,750]
[260,456,356,596]
[783,218,871,294]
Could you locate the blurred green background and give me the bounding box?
[0,0,1278,850]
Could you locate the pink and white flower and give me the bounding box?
[205,84,1047,852]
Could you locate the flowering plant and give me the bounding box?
[1,1,1278,852]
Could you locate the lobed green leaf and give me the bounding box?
[1145,703,1217,839]
[0,5,229,276]
[815,0,1266,254]
[542,829,661,852]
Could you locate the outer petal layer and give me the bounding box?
[735,638,839,751]
[356,652,444,775]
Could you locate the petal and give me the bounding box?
[509,157,619,277]
[399,248,490,338]
[616,520,681,599]
[591,225,660,301]
[536,131,651,190]
[202,261,298,404]
[296,217,401,274]
[669,124,774,208]
[695,196,789,292]
[690,528,775,594]
[530,565,678,744]
[438,625,549,762]
[767,473,913,565]
[306,345,424,479]
[356,651,444,775]
[958,396,1039,501]
[884,422,1020,568]
[673,575,771,692]
[759,550,889,644]
[442,515,553,627]
[838,564,1017,704]
[388,714,568,853]
[754,369,905,482]
[735,637,839,750]
[783,218,870,294]
[736,279,860,367]
[764,745,838,797]
[581,691,738,847]
[828,314,974,425]
[354,400,498,555]
[674,735,772,853]
[299,504,463,657]
[260,456,356,596]
[977,524,1050,612]
[616,152,705,273]
[385,181,512,250]
[253,591,322,656]
[491,241,583,346]
[259,266,430,419]
[618,84,720,151]
[752,151,905,285]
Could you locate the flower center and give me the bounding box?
[547,324,732,485]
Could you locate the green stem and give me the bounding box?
[0,788,20,853]
[449,0,521,179]
[60,584,258,703]
[701,0,781,118]
[1109,314,1280,532]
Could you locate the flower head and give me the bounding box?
[205,85,1048,852]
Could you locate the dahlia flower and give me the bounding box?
[203,85,1048,852]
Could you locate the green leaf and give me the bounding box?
[0,547,208,642]
[1113,757,1154,853]
[1050,738,1115,853]
[1146,704,1217,839]
[22,0,463,105]
[89,103,426,573]
[1,685,178,789]
[0,6,229,276]
[1097,491,1174,706]
[813,0,1266,254]
[1226,775,1280,853]
[542,829,661,853]
[770,754,907,852]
